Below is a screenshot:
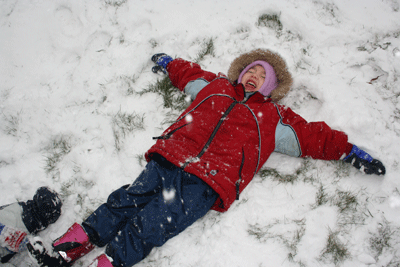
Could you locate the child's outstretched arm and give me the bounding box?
[151,53,218,98]
[274,104,385,176]
[343,145,385,175]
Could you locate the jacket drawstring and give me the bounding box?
[153,123,191,140]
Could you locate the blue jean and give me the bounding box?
[82,157,218,267]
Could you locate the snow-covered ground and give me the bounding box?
[1,0,400,266]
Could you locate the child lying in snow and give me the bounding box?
[26,48,385,267]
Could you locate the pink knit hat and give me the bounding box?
[238,60,278,96]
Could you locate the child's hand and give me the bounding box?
[151,53,173,74]
[343,145,385,175]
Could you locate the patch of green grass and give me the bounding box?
[285,220,306,264]
[194,38,215,63]
[314,184,330,207]
[368,217,400,263]
[259,159,313,184]
[313,1,341,26]
[257,13,302,42]
[235,26,250,34]
[139,76,188,112]
[314,186,368,228]
[0,160,11,167]
[257,13,283,37]
[319,228,351,265]
[248,223,272,242]
[60,176,95,198]
[321,2,339,19]
[333,190,359,213]
[44,136,72,177]
[312,185,370,234]
[332,160,351,180]
[100,74,137,96]
[312,187,359,213]
[149,39,158,48]
[357,40,392,53]
[248,218,306,265]
[258,167,295,182]
[2,112,20,136]
[123,75,137,96]
[104,0,127,7]
[357,30,400,54]
[112,110,145,151]
[59,165,99,219]
[332,189,369,230]
[135,154,146,167]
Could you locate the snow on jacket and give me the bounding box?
[145,51,353,212]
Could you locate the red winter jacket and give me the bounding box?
[146,59,353,212]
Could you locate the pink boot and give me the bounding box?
[53,223,95,264]
[88,254,114,267]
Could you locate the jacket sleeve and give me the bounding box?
[166,59,218,94]
[274,104,353,160]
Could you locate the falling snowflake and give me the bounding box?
[185,114,193,123]
[163,188,176,202]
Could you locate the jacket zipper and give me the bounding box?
[236,148,245,200]
[235,98,262,200]
[153,90,261,204]
[182,100,238,168]
[180,90,259,200]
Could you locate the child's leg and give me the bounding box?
[104,166,218,267]
[40,158,217,267]
[27,160,169,267]
[82,160,168,247]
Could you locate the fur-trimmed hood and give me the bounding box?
[227,48,292,102]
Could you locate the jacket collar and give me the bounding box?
[234,82,271,103]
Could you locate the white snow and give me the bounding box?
[1,0,400,266]
[162,188,176,203]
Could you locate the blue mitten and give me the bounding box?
[151,53,173,74]
[343,145,385,175]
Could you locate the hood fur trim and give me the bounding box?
[227,48,292,102]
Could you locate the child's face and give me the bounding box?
[241,65,266,92]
